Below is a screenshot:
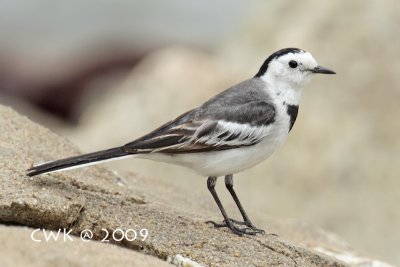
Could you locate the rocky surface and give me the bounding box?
[0,225,170,267]
[0,104,355,266]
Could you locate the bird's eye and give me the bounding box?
[289,60,298,68]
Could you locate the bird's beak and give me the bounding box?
[310,65,336,74]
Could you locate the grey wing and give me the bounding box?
[122,101,276,154]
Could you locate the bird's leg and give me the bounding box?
[206,176,256,236]
[224,174,265,234]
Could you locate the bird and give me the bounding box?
[27,48,335,236]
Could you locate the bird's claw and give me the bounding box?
[226,218,265,234]
[206,219,265,236]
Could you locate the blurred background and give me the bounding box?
[1,0,399,264]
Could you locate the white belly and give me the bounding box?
[139,111,291,177]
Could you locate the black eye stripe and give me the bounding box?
[289,60,298,68]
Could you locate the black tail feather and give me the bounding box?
[27,147,129,177]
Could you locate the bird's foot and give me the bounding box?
[207,219,265,236]
[226,218,266,235]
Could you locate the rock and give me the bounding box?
[0,104,355,266]
[0,225,170,267]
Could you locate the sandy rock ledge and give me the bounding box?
[0,225,170,267]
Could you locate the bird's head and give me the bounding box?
[255,48,335,89]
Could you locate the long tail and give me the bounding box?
[27,147,131,177]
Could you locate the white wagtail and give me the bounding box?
[27,48,335,236]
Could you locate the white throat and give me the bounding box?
[260,76,304,106]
